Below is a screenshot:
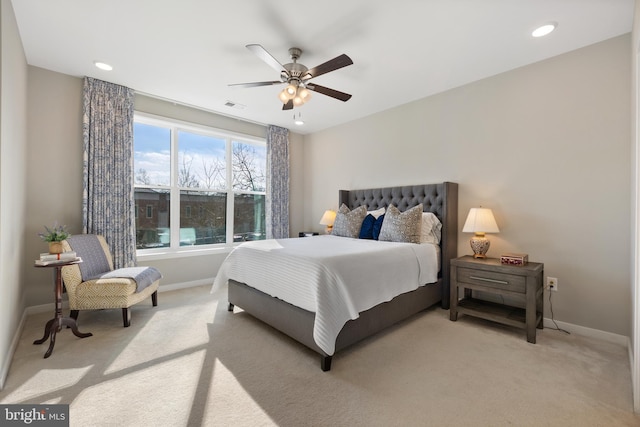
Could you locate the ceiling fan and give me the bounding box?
[229,44,353,110]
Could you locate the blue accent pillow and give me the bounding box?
[359,214,376,239]
[373,214,385,240]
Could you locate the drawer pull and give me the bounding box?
[469,276,509,285]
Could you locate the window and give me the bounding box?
[133,114,266,251]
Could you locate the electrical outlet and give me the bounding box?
[546,277,558,291]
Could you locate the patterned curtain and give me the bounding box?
[266,125,290,239]
[82,77,136,268]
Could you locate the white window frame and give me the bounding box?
[134,112,266,260]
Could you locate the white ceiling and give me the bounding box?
[11,0,634,134]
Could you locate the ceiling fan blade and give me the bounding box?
[282,99,294,110]
[246,44,287,75]
[306,84,352,102]
[303,54,353,80]
[228,81,284,88]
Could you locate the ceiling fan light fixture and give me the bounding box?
[278,90,290,103]
[279,83,299,104]
[236,44,353,110]
[298,87,311,102]
[285,84,297,97]
[293,95,305,106]
[290,87,311,106]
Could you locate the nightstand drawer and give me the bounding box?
[457,267,526,293]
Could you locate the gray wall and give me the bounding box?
[24,67,83,306]
[302,34,632,337]
[0,0,28,388]
[631,0,640,411]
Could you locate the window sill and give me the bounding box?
[136,245,234,261]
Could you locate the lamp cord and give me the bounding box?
[547,291,570,335]
[483,291,570,335]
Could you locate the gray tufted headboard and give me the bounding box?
[338,182,458,309]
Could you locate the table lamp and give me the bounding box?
[462,207,500,258]
[319,210,336,234]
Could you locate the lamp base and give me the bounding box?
[326,226,333,235]
[470,234,490,259]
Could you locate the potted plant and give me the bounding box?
[39,224,71,254]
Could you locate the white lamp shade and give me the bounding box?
[319,210,336,226]
[462,208,499,234]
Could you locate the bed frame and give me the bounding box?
[227,182,458,371]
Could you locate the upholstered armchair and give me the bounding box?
[60,234,161,327]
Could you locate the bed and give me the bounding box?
[215,182,458,371]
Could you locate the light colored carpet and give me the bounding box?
[1,285,638,427]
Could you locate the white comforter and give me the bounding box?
[212,235,438,355]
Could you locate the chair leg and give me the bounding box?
[122,308,131,327]
[151,290,158,307]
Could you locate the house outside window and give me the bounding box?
[133,113,266,251]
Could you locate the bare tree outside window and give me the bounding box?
[199,157,225,190]
[233,143,266,192]
[178,152,200,188]
[135,168,151,185]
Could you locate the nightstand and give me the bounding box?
[450,255,544,343]
[298,232,319,237]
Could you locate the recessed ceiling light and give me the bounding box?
[294,119,304,126]
[94,61,113,71]
[294,113,304,126]
[532,23,557,38]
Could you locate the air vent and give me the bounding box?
[224,101,246,109]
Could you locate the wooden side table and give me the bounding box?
[298,232,319,237]
[33,258,92,358]
[449,256,544,343]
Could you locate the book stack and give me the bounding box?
[35,251,80,266]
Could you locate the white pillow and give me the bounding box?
[420,212,442,244]
[367,207,386,219]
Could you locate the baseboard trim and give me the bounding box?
[543,317,628,347]
[157,279,212,293]
[0,310,28,390]
[26,301,61,315]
